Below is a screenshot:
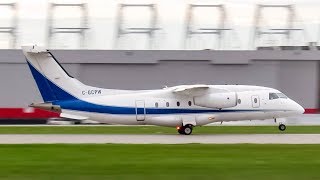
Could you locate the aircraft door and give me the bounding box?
[135,100,146,121]
[251,95,260,108]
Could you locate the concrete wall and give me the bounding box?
[0,49,318,109]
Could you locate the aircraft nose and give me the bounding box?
[294,102,305,114]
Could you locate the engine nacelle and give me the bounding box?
[194,92,237,109]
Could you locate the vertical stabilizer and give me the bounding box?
[22,45,86,102]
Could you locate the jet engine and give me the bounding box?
[194,92,237,109]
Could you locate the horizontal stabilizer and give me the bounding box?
[22,45,47,53]
[29,102,61,112]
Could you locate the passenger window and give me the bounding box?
[166,102,169,107]
[188,101,192,106]
[177,101,180,107]
[269,93,279,100]
[237,99,241,104]
[155,102,158,108]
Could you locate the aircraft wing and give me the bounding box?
[173,85,209,96]
[172,84,229,96]
[173,84,209,92]
[172,85,227,96]
[173,85,237,109]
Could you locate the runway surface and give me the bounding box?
[0,134,319,144]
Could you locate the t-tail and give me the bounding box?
[22,45,98,104]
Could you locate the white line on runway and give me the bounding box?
[0,134,319,144]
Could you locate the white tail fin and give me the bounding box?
[22,45,92,102]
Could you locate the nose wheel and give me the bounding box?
[177,124,193,135]
[278,124,286,131]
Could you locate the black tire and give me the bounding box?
[279,124,286,131]
[177,127,185,135]
[183,125,193,135]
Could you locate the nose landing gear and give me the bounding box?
[274,118,286,131]
[278,123,286,131]
[177,124,193,135]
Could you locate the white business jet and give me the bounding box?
[22,45,304,135]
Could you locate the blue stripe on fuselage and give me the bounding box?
[52,99,261,115]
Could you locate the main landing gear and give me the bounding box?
[177,124,193,135]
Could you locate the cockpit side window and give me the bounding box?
[277,93,288,99]
[269,93,279,100]
[269,92,288,100]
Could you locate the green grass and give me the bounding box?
[0,125,319,134]
[0,144,319,180]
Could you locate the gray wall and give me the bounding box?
[0,49,318,109]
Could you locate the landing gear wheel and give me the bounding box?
[183,125,193,135]
[278,124,286,131]
[177,125,193,135]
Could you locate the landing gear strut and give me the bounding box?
[278,124,286,131]
[177,124,193,135]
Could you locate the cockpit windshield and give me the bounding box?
[269,93,288,100]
